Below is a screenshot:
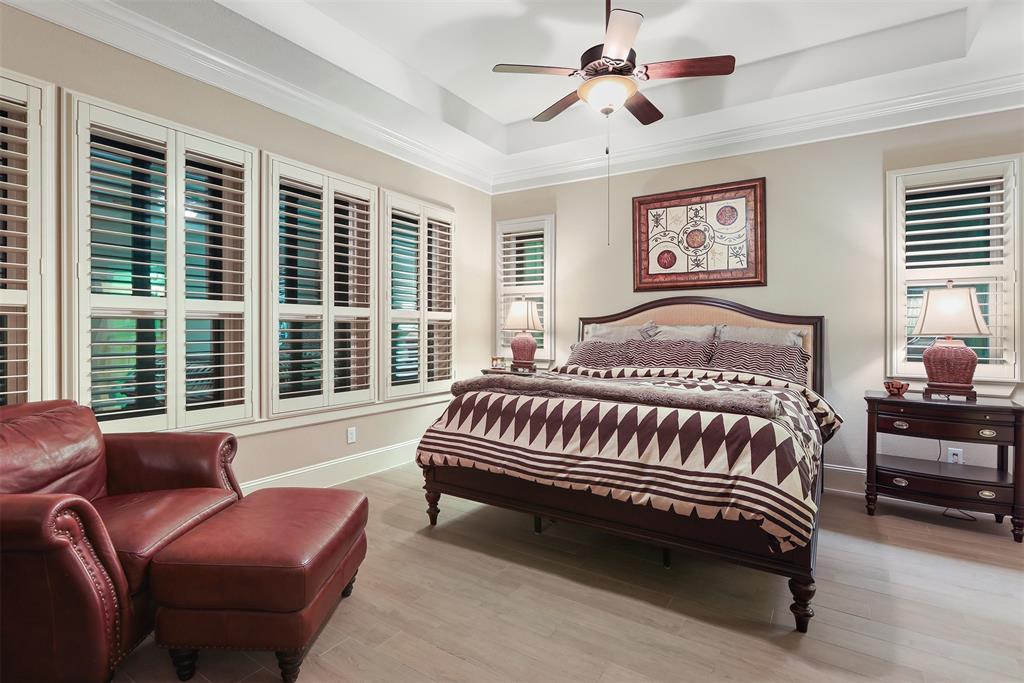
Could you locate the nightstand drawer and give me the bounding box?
[878,414,1014,443]
[876,470,1013,505]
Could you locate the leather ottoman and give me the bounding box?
[150,488,368,683]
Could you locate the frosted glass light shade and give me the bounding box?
[912,285,991,337]
[504,300,542,332]
[577,75,637,116]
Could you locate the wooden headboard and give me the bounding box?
[578,296,825,395]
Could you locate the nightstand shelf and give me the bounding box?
[865,391,1024,543]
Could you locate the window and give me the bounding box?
[70,96,256,430]
[0,73,52,406]
[381,191,454,398]
[267,155,376,415]
[495,215,554,362]
[887,156,1020,383]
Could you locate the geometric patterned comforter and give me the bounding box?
[416,365,842,553]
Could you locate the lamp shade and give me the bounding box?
[504,300,542,332]
[912,284,991,337]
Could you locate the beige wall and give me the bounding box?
[493,111,1024,471]
[0,6,492,483]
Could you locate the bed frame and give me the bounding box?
[421,296,826,632]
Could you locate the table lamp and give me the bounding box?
[504,299,542,372]
[912,280,990,401]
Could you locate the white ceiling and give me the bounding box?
[9,0,1024,192]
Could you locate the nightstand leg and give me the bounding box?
[865,403,878,516]
[995,514,1004,524]
[866,492,877,516]
[1012,517,1023,543]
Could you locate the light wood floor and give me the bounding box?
[115,463,1024,683]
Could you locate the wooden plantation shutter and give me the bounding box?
[495,216,554,362]
[0,74,47,406]
[888,157,1020,382]
[267,155,377,415]
[72,98,256,430]
[426,215,453,389]
[381,191,455,398]
[179,136,255,426]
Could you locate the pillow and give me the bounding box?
[566,340,631,368]
[624,338,717,367]
[718,324,806,348]
[710,340,811,384]
[646,324,718,342]
[583,320,657,342]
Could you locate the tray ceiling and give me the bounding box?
[10,0,1024,192]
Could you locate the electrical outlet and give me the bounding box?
[346,426,357,444]
[946,447,964,465]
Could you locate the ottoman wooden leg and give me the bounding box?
[276,650,305,683]
[169,649,198,681]
[342,572,357,598]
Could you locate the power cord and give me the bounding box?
[934,438,975,522]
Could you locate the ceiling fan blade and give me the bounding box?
[602,9,643,61]
[493,64,577,76]
[624,91,663,125]
[641,56,736,80]
[533,91,581,122]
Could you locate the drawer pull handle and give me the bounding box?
[978,428,997,438]
[892,420,910,430]
[892,477,909,487]
[978,490,996,500]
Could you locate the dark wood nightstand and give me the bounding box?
[865,390,1024,542]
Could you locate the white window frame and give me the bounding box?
[264,153,378,417]
[886,155,1021,385]
[380,190,455,399]
[494,215,555,363]
[66,92,257,432]
[0,70,55,406]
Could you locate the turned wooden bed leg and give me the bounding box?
[788,576,816,633]
[662,548,672,568]
[169,649,198,681]
[425,490,441,526]
[275,651,304,683]
[533,515,543,534]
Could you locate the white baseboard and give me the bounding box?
[822,463,865,495]
[240,438,419,494]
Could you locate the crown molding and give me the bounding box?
[6,0,1023,196]
[3,0,496,193]
[490,75,1024,193]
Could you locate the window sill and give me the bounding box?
[176,393,451,438]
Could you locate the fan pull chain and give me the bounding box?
[606,117,611,246]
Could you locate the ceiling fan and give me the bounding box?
[493,0,735,125]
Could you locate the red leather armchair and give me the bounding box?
[0,400,242,683]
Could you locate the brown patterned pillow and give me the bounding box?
[709,340,810,384]
[622,339,717,367]
[566,340,632,368]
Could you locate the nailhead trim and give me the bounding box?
[51,509,121,671]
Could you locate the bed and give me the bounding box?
[417,296,839,632]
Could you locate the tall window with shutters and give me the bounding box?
[495,216,554,363]
[887,156,1021,383]
[381,191,455,398]
[266,155,376,415]
[0,73,50,407]
[70,96,256,430]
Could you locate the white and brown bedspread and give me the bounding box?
[416,365,842,552]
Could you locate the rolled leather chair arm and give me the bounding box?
[0,493,130,683]
[104,432,242,497]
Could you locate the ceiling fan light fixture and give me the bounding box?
[577,75,637,116]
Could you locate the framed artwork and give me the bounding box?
[632,177,766,291]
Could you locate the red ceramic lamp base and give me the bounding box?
[510,331,537,373]
[922,338,978,401]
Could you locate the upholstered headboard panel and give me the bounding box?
[578,296,824,395]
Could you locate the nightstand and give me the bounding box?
[481,368,535,376]
[864,390,1024,542]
